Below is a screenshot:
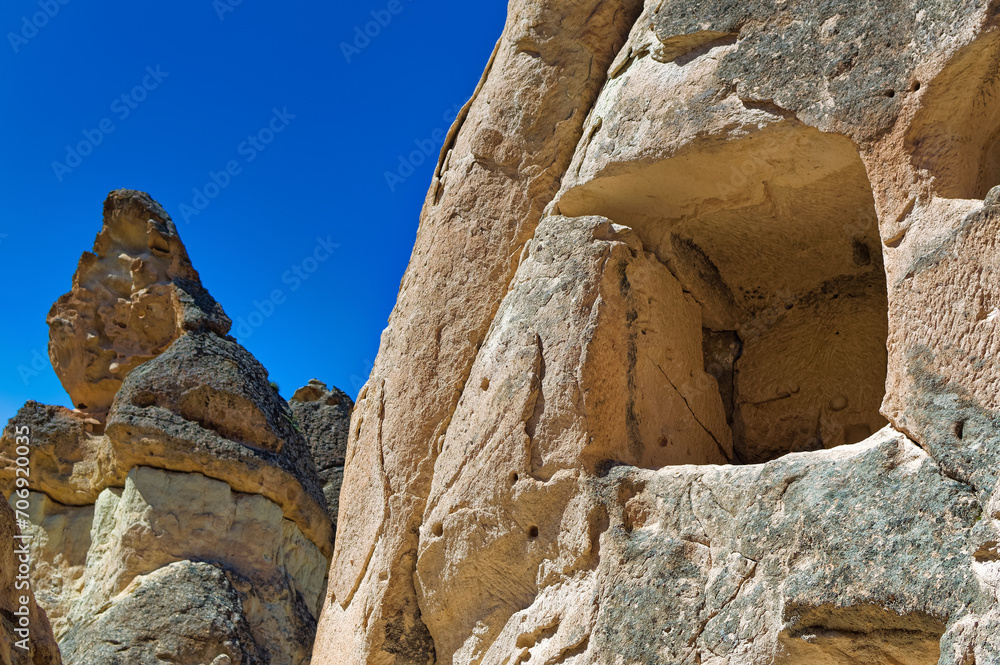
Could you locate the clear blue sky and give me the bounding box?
[0,0,508,423]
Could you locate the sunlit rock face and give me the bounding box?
[47,189,231,418]
[3,190,352,665]
[314,1,1000,664]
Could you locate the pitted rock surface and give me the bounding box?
[3,191,341,665]
[289,379,354,531]
[47,189,230,416]
[313,0,1000,664]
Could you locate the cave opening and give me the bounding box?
[560,122,889,464]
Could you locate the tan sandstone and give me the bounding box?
[314,0,1000,664]
[4,190,344,665]
[47,189,230,416]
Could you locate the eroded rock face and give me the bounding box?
[289,379,354,531]
[316,1,644,661]
[59,561,265,665]
[47,189,231,416]
[106,331,333,555]
[315,0,1000,664]
[0,500,61,665]
[3,190,345,665]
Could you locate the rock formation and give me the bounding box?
[47,189,230,417]
[2,190,351,664]
[0,500,61,665]
[314,1,1000,664]
[289,379,354,533]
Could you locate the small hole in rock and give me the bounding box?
[132,392,156,408]
[527,526,539,539]
[432,522,444,537]
[884,89,896,98]
[912,81,921,92]
[509,471,519,484]
[955,420,966,440]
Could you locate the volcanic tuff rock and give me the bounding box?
[47,190,231,417]
[0,501,61,665]
[2,190,350,665]
[289,379,355,532]
[314,1,1000,664]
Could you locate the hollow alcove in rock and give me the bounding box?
[908,30,1000,200]
[775,604,945,665]
[560,122,889,463]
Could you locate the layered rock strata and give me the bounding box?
[314,1,1000,664]
[2,191,347,665]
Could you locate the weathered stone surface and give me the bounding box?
[552,0,893,462]
[316,0,644,662]
[3,191,333,665]
[49,468,325,665]
[59,561,264,665]
[413,214,732,663]
[0,404,110,507]
[13,468,326,665]
[451,428,986,665]
[583,430,984,665]
[289,379,354,528]
[0,500,61,665]
[19,494,92,641]
[47,190,231,416]
[106,331,333,556]
[315,0,1000,663]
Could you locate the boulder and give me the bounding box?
[105,331,332,556]
[3,191,334,665]
[59,561,264,665]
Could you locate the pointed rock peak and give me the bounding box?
[47,189,231,417]
[290,379,346,404]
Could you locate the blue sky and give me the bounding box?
[0,0,508,422]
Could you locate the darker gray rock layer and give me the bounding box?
[288,379,354,532]
[59,561,263,665]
